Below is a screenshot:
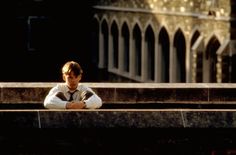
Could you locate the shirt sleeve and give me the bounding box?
[43,85,68,109]
[81,86,103,109]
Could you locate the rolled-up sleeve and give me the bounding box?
[44,87,68,109]
[84,94,102,109]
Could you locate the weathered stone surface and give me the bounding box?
[0,83,236,105]
[0,109,236,128]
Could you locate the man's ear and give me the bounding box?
[62,74,66,81]
[78,74,82,81]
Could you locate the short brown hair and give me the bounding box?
[62,61,83,77]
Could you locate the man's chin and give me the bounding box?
[67,84,77,90]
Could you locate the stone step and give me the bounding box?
[0,109,236,128]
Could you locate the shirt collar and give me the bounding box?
[65,84,80,93]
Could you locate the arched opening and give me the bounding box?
[133,24,142,77]
[158,27,170,82]
[205,36,220,83]
[145,25,155,81]
[121,22,130,72]
[101,20,109,69]
[173,29,186,82]
[111,21,119,69]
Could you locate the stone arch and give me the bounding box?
[144,21,156,39]
[121,18,131,32]
[145,25,155,81]
[173,28,186,82]
[132,23,142,77]
[205,32,223,45]
[111,21,119,69]
[100,19,109,69]
[121,22,130,72]
[204,35,221,83]
[132,19,143,33]
[110,17,120,31]
[100,15,109,26]
[158,26,170,83]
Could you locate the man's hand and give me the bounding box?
[66,101,86,109]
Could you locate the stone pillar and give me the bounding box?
[98,22,104,69]
[141,33,147,82]
[191,50,197,83]
[169,40,175,83]
[155,37,160,83]
[129,32,135,78]
[186,42,191,83]
[216,55,222,83]
[108,27,113,72]
[118,29,123,74]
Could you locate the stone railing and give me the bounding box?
[0,82,236,107]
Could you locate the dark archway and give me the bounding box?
[133,24,142,77]
[145,25,155,81]
[159,27,170,82]
[205,36,220,83]
[174,29,186,83]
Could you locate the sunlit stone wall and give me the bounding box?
[93,0,235,83]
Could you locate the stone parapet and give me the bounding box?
[0,82,236,106]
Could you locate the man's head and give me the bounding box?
[62,61,83,77]
[62,61,83,90]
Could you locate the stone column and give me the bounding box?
[98,22,104,69]
[141,33,147,82]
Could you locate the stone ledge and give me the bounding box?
[0,82,236,104]
[1,109,236,128]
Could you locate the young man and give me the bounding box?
[44,61,102,109]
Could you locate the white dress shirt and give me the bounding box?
[44,83,102,109]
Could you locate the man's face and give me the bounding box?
[63,71,81,90]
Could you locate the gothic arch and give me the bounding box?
[132,23,142,77]
[204,35,221,83]
[205,32,222,45]
[110,17,120,31]
[100,15,109,26]
[111,21,119,69]
[145,25,155,81]
[132,20,143,33]
[173,28,186,82]
[100,19,109,69]
[144,22,156,39]
[158,26,170,82]
[121,18,131,32]
[121,22,130,72]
